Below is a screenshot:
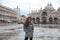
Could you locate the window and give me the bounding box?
[42,12,47,16]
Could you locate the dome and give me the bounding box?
[43,3,55,11]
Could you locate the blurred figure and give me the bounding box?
[23,17,34,40]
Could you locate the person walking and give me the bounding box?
[23,17,34,40]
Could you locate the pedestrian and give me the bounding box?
[23,17,34,40]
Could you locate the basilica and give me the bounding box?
[28,3,60,24]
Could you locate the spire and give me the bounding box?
[47,2,52,6]
[49,1,52,6]
[40,7,42,10]
[36,10,37,12]
[50,3,52,6]
[17,5,18,8]
[47,3,50,6]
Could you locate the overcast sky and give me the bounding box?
[0,0,60,16]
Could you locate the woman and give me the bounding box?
[24,17,34,40]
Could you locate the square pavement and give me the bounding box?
[0,24,60,40]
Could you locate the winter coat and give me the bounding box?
[24,22,34,38]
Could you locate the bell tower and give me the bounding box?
[14,6,20,21]
[14,6,20,15]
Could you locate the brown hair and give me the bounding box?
[24,17,32,29]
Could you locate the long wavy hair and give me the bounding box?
[24,17,32,29]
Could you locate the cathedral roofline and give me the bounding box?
[47,3,52,6]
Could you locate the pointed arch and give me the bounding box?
[41,16,47,24]
[54,17,58,24]
[32,18,35,24]
[36,17,40,24]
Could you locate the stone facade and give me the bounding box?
[0,4,19,25]
[28,4,60,24]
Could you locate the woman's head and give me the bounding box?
[26,17,32,23]
[24,17,32,29]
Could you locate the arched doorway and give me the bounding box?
[54,17,58,24]
[49,17,53,24]
[41,11,47,24]
[36,17,40,24]
[32,18,35,24]
[41,17,47,24]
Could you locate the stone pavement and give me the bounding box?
[0,24,60,40]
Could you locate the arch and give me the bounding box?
[41,16,47,24]
[32,18,35,24]
[54,17,58,24]
[42,12,47,16]
[36,17,40,24]
[54,17,58,20]
[49,17,53,24]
